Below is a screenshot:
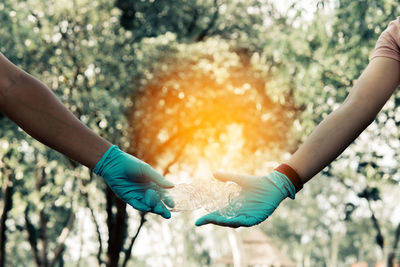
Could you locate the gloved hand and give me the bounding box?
[195,170,297,227]
[93,145,174,219]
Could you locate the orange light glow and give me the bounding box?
[129,48,299,183]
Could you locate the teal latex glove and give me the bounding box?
[94,145,174,219]
[195,170,296,227]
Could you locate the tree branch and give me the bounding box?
[162,141,187,176]
[24,205,41,267]
[186,8,199,36]
[195,0,220,42]
[78,174,104,265]
[367,201,384,249]
[49,211,76,267]
[121,212,146,267]
[387,221,400,267]
[0,163,14,267]
[38,209,49,267]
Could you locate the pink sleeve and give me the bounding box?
[370,17,400,62]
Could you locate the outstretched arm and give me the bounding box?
[0,53,111,168]
[195,57,400,227]
[288,57,400,183]
[0,54,111,169]
[0,53,174,218]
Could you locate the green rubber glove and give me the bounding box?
[93,145,174,219]
[195,170,296,227]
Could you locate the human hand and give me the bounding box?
[195,170,297,227]
[93,145,174,218]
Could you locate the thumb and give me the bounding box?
[213,171,255,187]
[141,164,174,188]
[195,212,221,226]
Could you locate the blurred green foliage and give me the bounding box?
[0,0,400,266]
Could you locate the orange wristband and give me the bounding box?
[274,163,303,192]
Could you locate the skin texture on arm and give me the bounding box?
[286,57,400,183]
[0,53,112,169]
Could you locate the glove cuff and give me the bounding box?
[93,145,119,176]
[274,163,303,193]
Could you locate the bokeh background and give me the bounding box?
[1,0,400,266]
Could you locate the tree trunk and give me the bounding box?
[387,221,400,267]
[106,187,127,267]
[38,210,49,267]
[0,165,14,267]
[36,167,49,267]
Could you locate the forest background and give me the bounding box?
[1,0,400,266]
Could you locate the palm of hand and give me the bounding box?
[195,172,294,228]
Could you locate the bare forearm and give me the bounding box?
[0,70,111,169]
[286,57,400,183]
[286,102,373,183]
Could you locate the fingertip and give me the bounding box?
[194,215,210,226]
[213,171,252,187]
[159,179,175,189]
[153,202,171,219]
[195,218,206,227]
[162,195,175,208]
[213,170,226,178]
[163,210,171,219]
[212,171,230,182]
